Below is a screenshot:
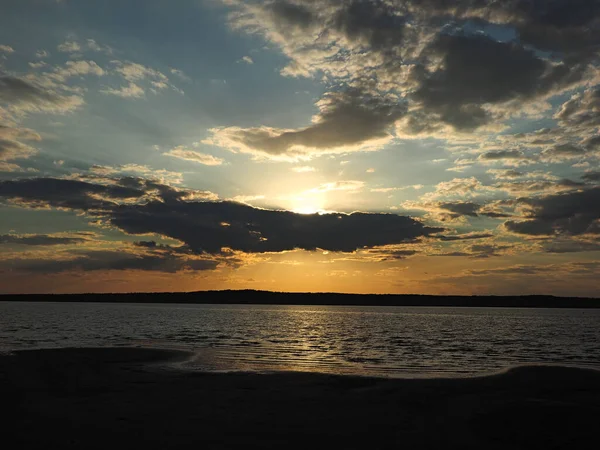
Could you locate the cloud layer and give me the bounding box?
[0,176,442,254]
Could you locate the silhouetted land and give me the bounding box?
[1,290,600,308]
[2,347,599,449]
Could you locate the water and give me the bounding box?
[1,302,599,378]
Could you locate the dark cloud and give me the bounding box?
[504,186,600,235]
[0,177,146,210]
[466,265,554,276]
[481,211,512,218]
[544,240,600,253]
[0,234,87,246]
[479,150,528,161]
[513,0,600,61]
[230,0,598,140]
[434,243,509,259]
[0,176,442,254]
[331,1,406,51]
[266,1,316,31]
[410,32,585,130]
[365,248,419,261]
[109,201,441,253]
[209,89,406,158]
[416,34,545,105]
[438,201,480,217]
[541,144,588,161]
[582,171,600,182]
[1,250,218,274]
[437,232,494,241]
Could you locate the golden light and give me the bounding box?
[290,193,325,215]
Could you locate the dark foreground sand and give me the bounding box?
[1,348,599,449]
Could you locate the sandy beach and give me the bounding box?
[1,347,598,449]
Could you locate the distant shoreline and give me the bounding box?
[1,289,600,308]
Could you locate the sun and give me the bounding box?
[290,194,325,215]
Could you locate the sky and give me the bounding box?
[0,0,599,296]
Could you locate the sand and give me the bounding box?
[1,347,598,449]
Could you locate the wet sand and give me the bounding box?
[1,348,598,449]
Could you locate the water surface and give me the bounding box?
[1,302,599,377]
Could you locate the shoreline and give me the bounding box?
[2,290,600,308]
[2,347,599,449]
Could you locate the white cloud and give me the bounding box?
[88,164,183,184]
[100,82,145,98]
[29,61,47,69]
[57,40,81,53]
[50,60,105,82]
[0,45,15,54]
[307,180,365,193]
[231,194,265,204]
[164,146,225,166]
[112,61,168,82]
[291,166,316,173]
[85,39,112,55]
[170,68,191,82]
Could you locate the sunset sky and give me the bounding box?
[1,0,599,296]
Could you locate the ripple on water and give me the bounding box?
[1,303,599,377]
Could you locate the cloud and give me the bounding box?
[57,40,81,53]
[113,61,168,83]
[291,166,316,173]
[0,126,39,171]
[0,233,88,246]
[88,164,183,185]
[478,149,531,164]
[582,171,600,182]
[0,138,37,166]
[1,249,219,274]
[0,177,147,210]
[204,89,406,160]
[437,232,494,242]
[495,179,586,195]
[371,184,423,193]
[100,82,145,98]
[541,144,592,162]
[230,194,265,204]
[56,38,112,55]
[486,169,558,180]
[50,60,105,81]
[102,60,181,98]
[427,177,490,199]
[164,147,225,166]
[412,34,550,130]
[85,39,113,55]
[0,176,442,254]
[223,0,599,151]
[544,239,600,254]
[240,56,254,64]
[437,201,481,217]
[465,265,556,276]
[0,75,84,115]
[306,180,365,194]
[504,186,600,236]
[0,45,14,54]
[170,68,191,82]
